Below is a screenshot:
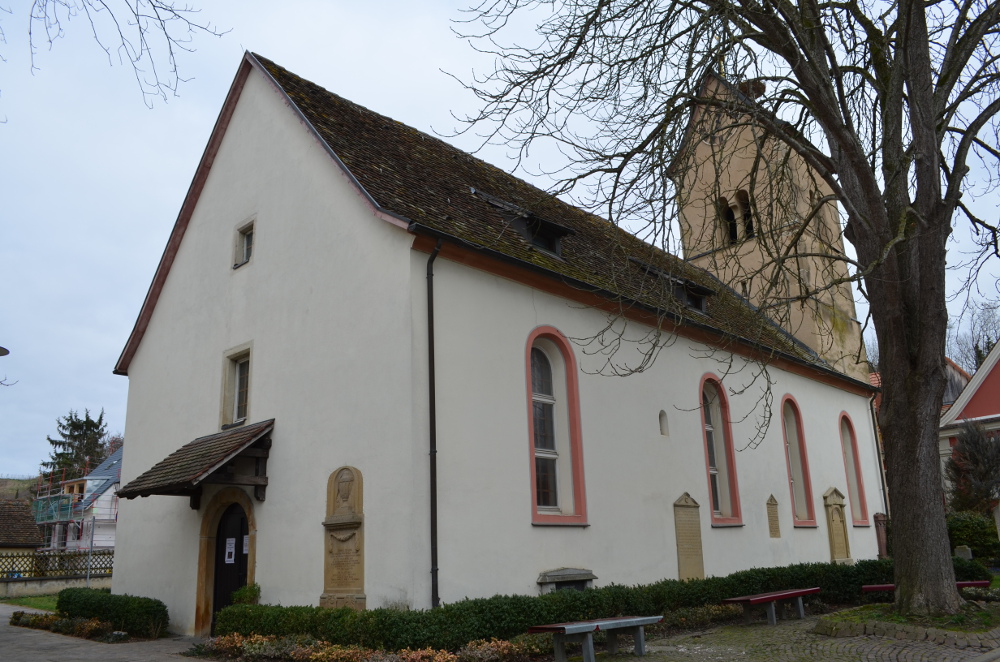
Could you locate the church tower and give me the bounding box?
[674,75,868,381]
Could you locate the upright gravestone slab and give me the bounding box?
[767,495,781,538]
[823,487,852,564]
[320,466,366,609]
[874,512,889,559]
[674,493,705,580]
[954,545,973,561]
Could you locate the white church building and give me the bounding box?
[113,53,884,635]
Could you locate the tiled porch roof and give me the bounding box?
[118,419,274,499]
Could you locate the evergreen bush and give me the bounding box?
[947,511,1000,561]
[57,587,169,638]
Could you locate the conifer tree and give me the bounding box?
[945,422,1000,515]
[40,409,108,478]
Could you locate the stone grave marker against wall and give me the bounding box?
[320,466,366,609]
[767,495,781,538]
[674,493,705,580]
[823,487,852,564]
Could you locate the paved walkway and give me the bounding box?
[6,601,1000,662]
[642,616,1000,662]
[0,602,202,662]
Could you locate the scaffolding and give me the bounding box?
[32,465,118,553]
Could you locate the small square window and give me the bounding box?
[234,222,254,269]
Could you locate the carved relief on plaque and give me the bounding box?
[320,466,366,610]
[673,493,705,580]
[823,487,852,564]
[766,495,780,538]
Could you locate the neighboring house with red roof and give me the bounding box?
[112,53,884,635]
[939,342,1000,473]
[0,500,43,554]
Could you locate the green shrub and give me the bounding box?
[57,587,169,638]
[947,511,1000,561]
[952,556,993,581]
[215,557,986,650]
[232,582,262,605]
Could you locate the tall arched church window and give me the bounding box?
[701,378,742,525]
[840,415,869,525]
[781,397,816,525]
[526,327,587,525]
[531,348,558,508]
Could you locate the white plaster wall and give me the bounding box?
[115,67,420,633]
[425,256,884,603]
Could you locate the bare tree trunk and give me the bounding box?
[865,202,963,614]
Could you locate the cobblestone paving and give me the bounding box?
[639,617,992,661]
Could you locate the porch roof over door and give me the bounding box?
[118,419,274,503]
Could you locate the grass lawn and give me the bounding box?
[826,602,1000,633]
[0,594,58,612]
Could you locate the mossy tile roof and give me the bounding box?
[254,54,818,365]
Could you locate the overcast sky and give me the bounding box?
[1,1,997,477]
[0,0,515,477]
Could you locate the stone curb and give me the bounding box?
[814,616,1000,651]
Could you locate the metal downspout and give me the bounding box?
[427,240,443,608]
[870,393,890,517]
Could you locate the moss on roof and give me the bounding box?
[254,54,820,366]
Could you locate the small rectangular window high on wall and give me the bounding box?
[234,220,255,269]
[221,345,252,428]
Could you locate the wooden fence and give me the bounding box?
[0,549,113,580]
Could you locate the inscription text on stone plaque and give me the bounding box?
[320,466,366,609]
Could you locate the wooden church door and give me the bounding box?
[212,503,249,626]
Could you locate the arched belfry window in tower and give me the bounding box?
[718,197,738,245]
[736,190,754,239]
[718,193,754,245]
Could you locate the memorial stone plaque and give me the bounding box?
[320,466,366,609]
[673,493,705,580]
[823,487,852,564]
[767,495,780,538]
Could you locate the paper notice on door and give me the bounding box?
[243,535,249,554]
[225,538,236,564]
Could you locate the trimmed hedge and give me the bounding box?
[217,558,990,650]
[948,511,1000,561]
[57,587,169,638]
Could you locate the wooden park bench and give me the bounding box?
[861,580,990,593]
[722,587,821,625]
[527,616,663,662]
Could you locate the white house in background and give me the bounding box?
[68,448,123,551]
[33,448,122,551]
[112,52,884,636]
